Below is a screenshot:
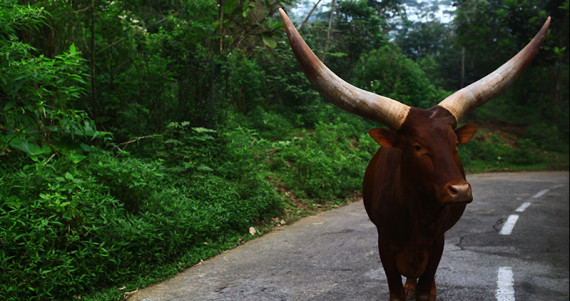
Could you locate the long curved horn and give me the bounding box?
[439,17,551,121]
[278,8,410,130]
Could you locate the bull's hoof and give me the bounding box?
[404,278,416,300]
[417,278,437,301]
[416,295,436,301]
[389,292,406,301]
[404,288,415,300]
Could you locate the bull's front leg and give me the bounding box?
[378,236,405,301]
[415,237,444,301]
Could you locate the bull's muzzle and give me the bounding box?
[446,183,473,204]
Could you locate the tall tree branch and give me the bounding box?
[321,0,336,62]
[90,0,96,122]
[219,0,224,55]
[300,0,322,30]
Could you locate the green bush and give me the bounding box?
[0,4,96,159]
[225,51,268,113]
[1,158,125,299]
[270,120,376,203]
[352,44,447,108]
[0,124,283,301]
[459,131,546,170]
[524,122,569,153]
[239,106,295,141]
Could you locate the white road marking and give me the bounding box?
[513,187,557,214]
[495,187,560,299]
[496,267,515,301]
[515,202,531,213]
[532,189,549,199]
[499,215,519,235]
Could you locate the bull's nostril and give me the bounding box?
[448,185,458,195]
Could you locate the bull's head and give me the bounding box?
[278,8,550,205]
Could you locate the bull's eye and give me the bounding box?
[414,144,422,151]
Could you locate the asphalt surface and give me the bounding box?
[129,171,569,301]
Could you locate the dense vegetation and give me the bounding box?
[1,0,568,300]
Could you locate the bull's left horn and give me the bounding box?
[438,17,551,121]
[278,8,410,130]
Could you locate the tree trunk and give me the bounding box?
[91,0,97,123]
[321,0,336,63]
[460,46,465,88]
[219,0,224,55]
[300,0,322,30]
[208,61,217,129]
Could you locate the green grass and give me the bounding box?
[460,127,569,173]
[465,153,569,173]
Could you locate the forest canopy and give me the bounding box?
[0,0,568,300]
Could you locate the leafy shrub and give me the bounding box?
[240,106,295,141]
[140,121,219,177]
[0,124,283,301]
[352,44,447,108]
[459,130,546,169]
[225,51,268,113]
[271,121,375,203]
[1,158,125,299]
[259,40,320,109]
[524,122,569,153]
[0,5,95,158]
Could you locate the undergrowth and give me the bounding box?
[0,124,282,301]
[460,126,569,172]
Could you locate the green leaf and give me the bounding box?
[4,101,14,111]
[327,52,348,58]
[192,127,216,134]
[261,34,277,48]
[197,164,213,172]
[264,18,281,31]
[10,79,26,98]
[64,172,74,180]
[10,137,51,157]
[80,143,93,152]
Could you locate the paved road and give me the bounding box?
[130,171,569,301]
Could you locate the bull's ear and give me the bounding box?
[455,123,478,144]
[369,128,399,148]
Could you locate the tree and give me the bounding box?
[352,44,445,108]
[0,2,100,162]
[453,0,569,148]
[395,19,461,90]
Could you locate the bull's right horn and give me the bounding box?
[278,8,410,130]
[438,17,551,121]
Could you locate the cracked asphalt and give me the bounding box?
[129,171,569,301]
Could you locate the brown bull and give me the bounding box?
[278,8,550,301]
